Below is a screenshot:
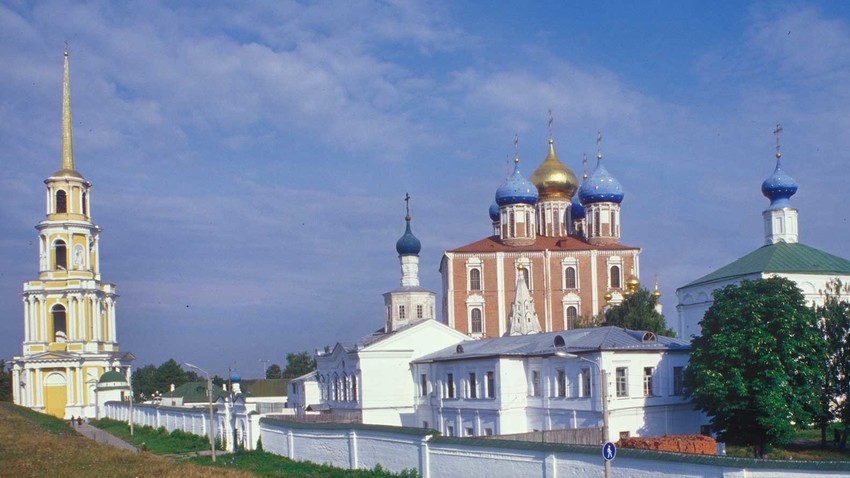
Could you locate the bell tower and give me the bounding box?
[11,49,134,419]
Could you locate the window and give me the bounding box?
[416,304,423,319]
[82,191,87,216]
[610,265,621,288]
[643,367,654,397]
[54,240,67,270]
[352,375,358,401]
[565,267,577,289]
[466,427,474,436]
[594,209,600,236]
[399,305,406,320]
[447,425,454,437]
[518,267,530,288]
[531,370,541,397]
[486,371,495,398]
[423,421,429,429]
[509,210,515,237]
[554,207,560,232]
[343,375,349,401]
[334,376,340,401]
[51,305,67,342]
[470,308,483,334]
[469,268,481,290]
[580,368,591,397]
[525,211,531,236]
[556,369,566,397]
[56,190,67,213]
[616,367,628,397]
[484,428,493,436]
[672,366,684,396]
[611,210,617,235]
[468,372,477,399]
[447,373,455,399]
[566,306,578,329]
[420,374,428,396]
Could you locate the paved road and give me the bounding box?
[72,422,139,453]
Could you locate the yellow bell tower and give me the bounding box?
[10,49,134,419]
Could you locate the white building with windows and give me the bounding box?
[412,326,705,439]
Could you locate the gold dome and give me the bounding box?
[530,139,579,199]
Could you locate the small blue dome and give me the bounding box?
[578,160,623,205]
[488,202,500,222]
[396,219,421,256]
[230,371,241,383]
[571,195,585,220]
[495,161,538,207]
[761,157,797,209]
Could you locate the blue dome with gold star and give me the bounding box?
[489,202,500,222]
[578,159,623,205]
[761,157,797,209]
[396,218,421,256]
[496,161,538,206]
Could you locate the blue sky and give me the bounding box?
[2,1,850,378]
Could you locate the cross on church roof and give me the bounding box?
[596,130,603,160]
[774,123,783,159]
[404,192,411,221]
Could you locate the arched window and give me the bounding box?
[565,267,577,289]
[54,240,67,270]
[525,211,531,236]
[82,191,87,216]
[471,308,482,334]
[469,268,482,291]
[56,190,67,213]
[352,375,358,402]
[509,210,515,237]
[520,267,530,288]
[51,304,67,342]
[594,209,601,236]
[566,306,578,330]
[610,265,621,288]
[553,207,560,233]
[610,210,617,235]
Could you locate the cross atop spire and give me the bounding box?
[548,109,554,140]
[582,153,588,180]
[514,133,520,163]
[404,192,411,222]
[773,123,783,159]
[596,130,603,161]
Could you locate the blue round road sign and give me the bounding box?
[602,442,616,461]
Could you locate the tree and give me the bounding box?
[603,287,675,336]
[686,277,827,456]
[818,278,850,450]
[266,363,283,379]
[282,352,316,378]
[131,364,158,400]
[155,359,189,393]
[0,360,12,402]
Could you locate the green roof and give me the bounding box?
[240,378,289,397]
[684,242,850,288]
[99,371,127,383]
[163,381,226,402]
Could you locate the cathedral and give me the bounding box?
[10,51,134,419]
[440,128,645,338]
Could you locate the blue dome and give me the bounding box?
[488,202,500,222]
[761,157,797,209]
[396,219,421,256]
[495,162,538,206]
[230,371,241,383]
[571,195,585,220]
[578,160,623,205]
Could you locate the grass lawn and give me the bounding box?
[724,424,850,461]
[91,418,211,454]
[187,450,420,478]
[0,402,249,477]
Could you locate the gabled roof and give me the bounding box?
[415,327,688,363]
[682,242,850,289]
[325,319,468,355]
[446,235,639,254]
[163,381,226,402]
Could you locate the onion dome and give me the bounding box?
[578,158,623,205]
[530,139,579,199]
[570,195,585,220]
[496,159,539,206]
[99,371,127,384]
[488,202,500,222]
[230,371,241,383]
[761,155,797,209]
[396,215,422,256]
[603,291,613,303]
[624,273,640,296]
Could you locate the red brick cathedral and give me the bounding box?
[440,133,643,337]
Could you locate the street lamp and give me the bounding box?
[185,362,216,462]
[554,348,611,478]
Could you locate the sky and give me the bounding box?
[2,1,850,379]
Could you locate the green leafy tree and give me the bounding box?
[0,360,12,402]
[266,363,283,379]
[603,287,675,336]
[818,278,850,450]
[155,359,189,392]
[131,364,158,400]
[283,352,316,378]
[686,277,827,456]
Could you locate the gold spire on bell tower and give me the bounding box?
[57,44,82,179]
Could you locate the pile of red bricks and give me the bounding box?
[617,435,716,455]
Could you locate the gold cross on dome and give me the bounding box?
[548,109,554,140]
